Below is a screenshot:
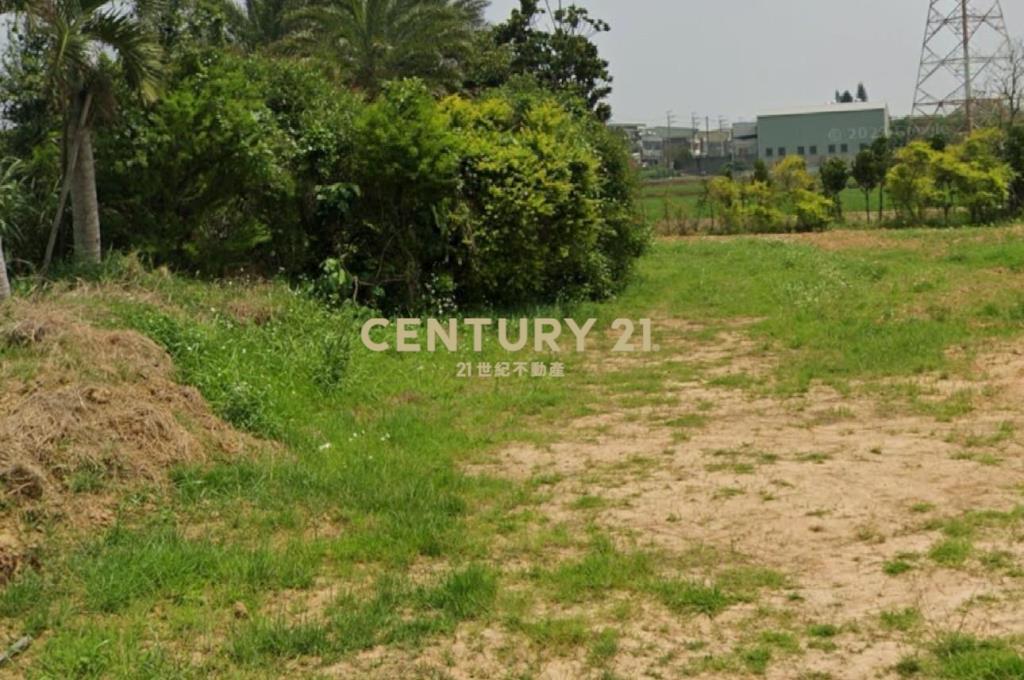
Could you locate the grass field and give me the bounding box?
[3,227,1024,677]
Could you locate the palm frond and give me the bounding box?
[83,8,163,100]
[280,0,482,92]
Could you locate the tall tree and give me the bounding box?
[819,156,850,220]
[14,0,161,265]
[856,82,868,102]
[851,148,879,223]
[994,37,1024,127]
[494,0,613,121]
[1004,124,1024,211]
[226,0,294,47]
[753,158,769,184]
[871,135,894,221]
[285,0,486,94]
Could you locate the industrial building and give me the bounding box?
[608,101,889,174]
[756,102,890,168]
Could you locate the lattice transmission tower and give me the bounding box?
[911,0,1012,134]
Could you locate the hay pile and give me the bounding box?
[0,302,254,580]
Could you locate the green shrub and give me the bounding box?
[792,189,833,232]
[443,84,645,308]
[95,52,365,276]
[340,79,462,310]
[77,54,645,310]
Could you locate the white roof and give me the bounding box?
[758,102,888,118]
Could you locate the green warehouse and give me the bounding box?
[757,102,890,168]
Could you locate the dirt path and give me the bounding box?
[326,318,1024,679]
[470,322,1024,679]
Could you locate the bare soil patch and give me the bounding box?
[364,319,1024,678]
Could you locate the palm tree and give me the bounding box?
[0,159,25,301]
[15,0,161,266]
[284,0,486,94]
[223,0,294,47]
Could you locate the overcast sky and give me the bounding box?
[3,1,1017,125]
[484,0,1019,125]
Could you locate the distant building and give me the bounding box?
[731,121,758,161]
[608,123,646,162]
[639,127,696,168]
[693,129,731,160]
[756,102,890,168]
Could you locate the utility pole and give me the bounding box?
[665,110,676,171]
[692,113,703,174]
[705,116,711,162]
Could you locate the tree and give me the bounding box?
[887,141,938,224]
[16,0,162,266]
[819,157,850,220]
[770,155,814,194]
[953,128,1014,223]
[871,135,894,221]
[851,148,879,223]
[0,159,24,300]
[856,82,868,102]
[753,158,769,184]
[223,0,294,47]
[1004,124,1024,211]
[705,176,740,229]
[837,90,854,104]
[932,150,965,225]
[285,0,486,94]
[994,37,1024,128]
[493,0,613,121]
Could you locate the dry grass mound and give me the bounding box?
[0,300,256,579]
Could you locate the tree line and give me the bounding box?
[0,0,644,311]
[697,127,1024,234]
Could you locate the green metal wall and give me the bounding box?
[757,107,890,167]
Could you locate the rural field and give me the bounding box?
[3,225,1024,679]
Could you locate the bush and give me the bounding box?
[792,189,832,232]
[13,46,644,311]
[442,85,645,308]
[340,80,461,310]
[97,53,359,275]
[887,130,1013,226]
[887,142,939,224]
[703,163,819,234]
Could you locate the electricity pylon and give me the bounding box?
[911,0,1012,135]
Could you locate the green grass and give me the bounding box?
[929,538,974,567]
[880,608,922,632]
[927,634,1024,679]
[540,535,780,618]
[587,232,1024,392]
[8,226,1024,674]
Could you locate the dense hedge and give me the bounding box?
[87,53,645,311]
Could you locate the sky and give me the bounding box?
[2,1,1017,126]
[484,0,1019,126]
